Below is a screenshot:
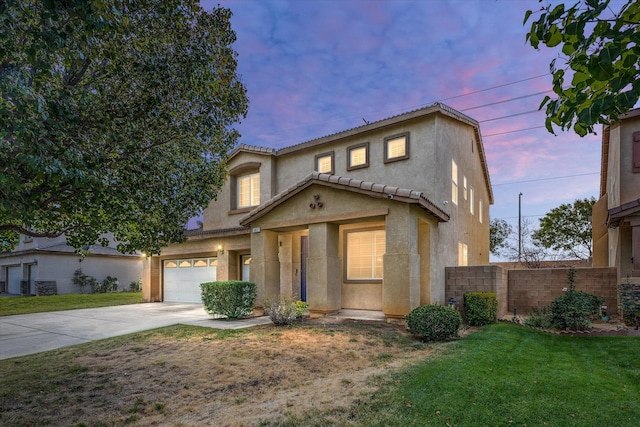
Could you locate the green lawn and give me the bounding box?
[0,292,143,316]
[287,323,640,426]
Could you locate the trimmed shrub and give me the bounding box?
[619,282,640,328]
[406,304,462,342]
[201,281,257,319]
[523,306,552,328]
[548,285,603,331]
[464,292,498,326]
[265,297,308,326]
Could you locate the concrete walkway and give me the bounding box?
[0,303,272,360]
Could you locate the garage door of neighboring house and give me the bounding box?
[6,266,21,295]
[163,258,217,303]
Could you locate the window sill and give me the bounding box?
[229,207,255,215]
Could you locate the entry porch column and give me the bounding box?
[250,229,280,306]
[383,206,420,320]
[307,222,341,315]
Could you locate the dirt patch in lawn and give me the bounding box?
[0,318,444,426]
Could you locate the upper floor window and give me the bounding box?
[463,176,468,200]
[384,132,409,163]
[347,142,369,170]
[470,187,474,215]
[345,228,385,281]
[238,172,260,208]
[451,159,458,205]
[315,151,334,174]
[479,199,483,223]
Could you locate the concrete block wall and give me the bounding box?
[446,266,618,317]
[445,265,508,318]
[508,267,618,314]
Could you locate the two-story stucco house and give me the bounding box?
[0,234,144,295]
[143,103,493,321]
[593,108,640,284]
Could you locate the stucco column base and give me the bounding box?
[382,252,420,319]
[142,257,161,302]
[250,230,279,308]
[307,255,341,313]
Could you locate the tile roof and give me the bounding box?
[240,172,450,226]
[607,198,640,227]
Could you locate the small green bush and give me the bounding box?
[548,285,603,331]
[523,306,552,328]
[619,282,640,328]
[464,292,498,326]
[265,297,307,326]
[201,281,257,319]
[406,304,462,342]
[129,279,142,292]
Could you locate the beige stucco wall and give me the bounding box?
[247,183,451,318]
[153,106,493,313]
[592,195,609,267]
[143,233,251,302]
[612,115,640,206]
[601,113,640,283]
[202,150,275,231]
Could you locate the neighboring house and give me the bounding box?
[593,108,640,284]
[0,234,144,295]
[143,103,493,321]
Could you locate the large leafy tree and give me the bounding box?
[525,0,640,136]
[533,197,596,260]
[0,1,248,254]
[490,218,513,257]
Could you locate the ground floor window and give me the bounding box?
[241,255,251,281]
[458,242,468,266]
[345,229,385,281]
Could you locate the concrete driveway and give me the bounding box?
[0,303,271,360]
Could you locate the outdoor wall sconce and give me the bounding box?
[448,297,456,309]
[217,244,224,254]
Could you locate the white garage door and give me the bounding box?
[7,266,21,295]
[164,258,217,303]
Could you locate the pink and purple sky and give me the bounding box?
[202,0,607,260]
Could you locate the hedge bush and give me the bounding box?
[548,285,603,331]
[619,282,640,328]
[406,304,462,342]
[200,281,257,319]
[464,292,498,326]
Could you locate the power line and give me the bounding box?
[260,74,553,137]
[478,109,543,123]
[500,214,545,219]
[460,90,553,112]
[482,126,546,137]
[493,172,599,186]
[436,74,550,103]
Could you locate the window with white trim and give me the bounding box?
[238,172,260,208]
[458,242,468,266]
[451,159,458,205]
[479,199,483,223]
[345,229,385,281]
[470,187,474,215]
